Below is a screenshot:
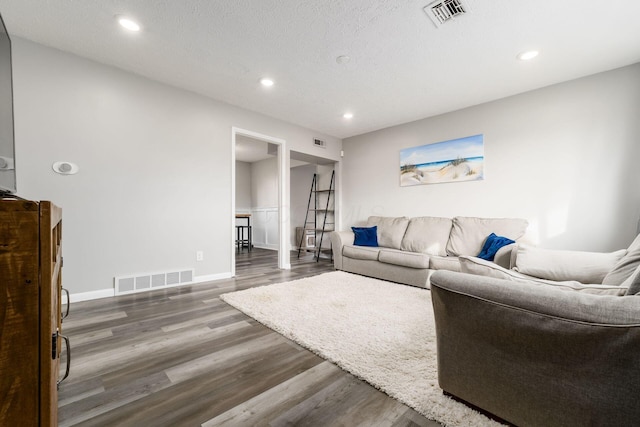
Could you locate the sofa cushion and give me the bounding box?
[514,244,626,284]
[352,226,378,247]
[460,256,628,296]
[378,248,430,269]
[603,233,640,286]
[446,217,528,257]
[400,216,452,256]
[366,216,409,249]
[429,256,462,272]
[342,245,380,261]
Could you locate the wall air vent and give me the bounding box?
[424,0,469,27]
[115,268,194,295]
[313,138,326,148]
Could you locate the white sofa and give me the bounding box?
[330,215,529,288]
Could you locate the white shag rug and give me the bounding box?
[220,271,501,427]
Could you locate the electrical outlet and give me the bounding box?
[196,251,204,261]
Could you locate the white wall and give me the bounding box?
[250,157,278,208]
[235,161,251,212]
[342,63,640,251]
[12,38,342,296]
[250,157,278,250]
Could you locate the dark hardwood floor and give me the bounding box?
[58,248,440,426]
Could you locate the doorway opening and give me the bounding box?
[290,150,337,263]
[231,128,287,277]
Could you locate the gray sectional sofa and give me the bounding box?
[332,214,640,425]
[330,215,529,288]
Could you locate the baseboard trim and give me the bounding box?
[193,272,234,283]
[64,288,115,304]
[252,245,278,251]
[65,272,234,304]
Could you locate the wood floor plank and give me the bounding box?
[57,249,440,426]
[201,361,343,426]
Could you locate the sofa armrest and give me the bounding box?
[330,231,354,270]
[430,270,640,426]
[493,242,517,269]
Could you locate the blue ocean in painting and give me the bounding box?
[400,134,484,167]
[414,156,484,170]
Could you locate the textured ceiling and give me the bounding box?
[0,0,639,139]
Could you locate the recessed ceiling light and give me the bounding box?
[343,112,353,119]
[118,17,141,32]
[517,50,539,61]
[260,78,274,87]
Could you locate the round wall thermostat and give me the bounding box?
[52,161,79,175]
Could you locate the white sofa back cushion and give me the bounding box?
[366,216,409,249]
[446,217,528,257]
[514,244,626,284]
[459,256,628,296]
[400,216,452,256]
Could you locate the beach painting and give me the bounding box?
[400,134,484,186]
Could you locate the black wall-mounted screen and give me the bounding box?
[0,13,16,195]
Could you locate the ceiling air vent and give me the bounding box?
[424,0,468,27]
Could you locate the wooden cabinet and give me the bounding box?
[0,199,65,426]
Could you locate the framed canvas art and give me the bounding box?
[400,134,484,186]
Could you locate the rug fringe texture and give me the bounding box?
[221,271,502,427]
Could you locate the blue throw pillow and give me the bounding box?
[477,233,515,261]
[352,226,378,247]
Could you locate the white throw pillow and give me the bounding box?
[514,244,626,284]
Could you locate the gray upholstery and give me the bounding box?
[493,242,516,269]
[342,245,379,261]
[603,233,640,285]
[623,265,640,295]
[445,216,528,257]
[378,248,430,269]
[428,255,461,272]
[400,216,452,256]
[430,270,640,427]
[331,215,526,288]
[330,231,354,270]
[342,256,432,288]
[366,216,409,249]
[514,244,625,283]
[459,255,628,295]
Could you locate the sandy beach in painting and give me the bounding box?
[401,157,484,186]
[400,134,485,186]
